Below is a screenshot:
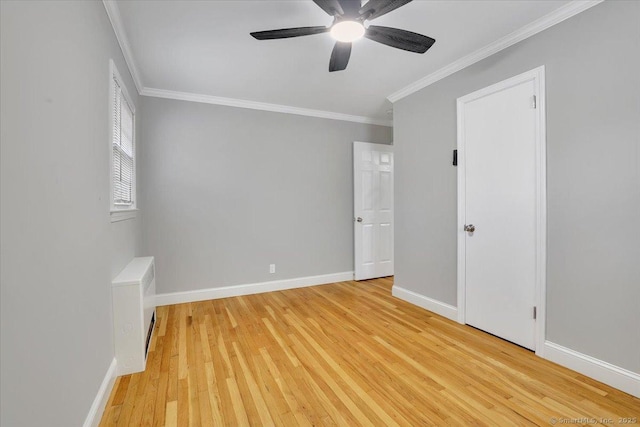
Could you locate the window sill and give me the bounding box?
[111,208,138,223]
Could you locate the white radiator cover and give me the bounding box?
[112,256,156,375]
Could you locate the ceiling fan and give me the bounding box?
[250,0,435,72]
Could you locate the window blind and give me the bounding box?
[112,77,134,205]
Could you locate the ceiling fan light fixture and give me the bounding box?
[330,21,365,42]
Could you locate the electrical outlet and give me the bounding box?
[269,264,276,274]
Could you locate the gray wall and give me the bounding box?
[0,1,141,426]
[140,97,392,294]
[394,0,640,373]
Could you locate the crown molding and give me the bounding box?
[387,0,604,103]
[101,1,390,126]
[141,87,393,127]
[103,0,144,94]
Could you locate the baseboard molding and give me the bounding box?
[391,286,458,321]
[83,358,117,427]
[156,271,355,306]
[544,341,640,398]
[389,289,639,397]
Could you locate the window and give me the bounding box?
[110,60,136,222]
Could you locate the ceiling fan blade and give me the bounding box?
[329,41,352,72]
[365,25,435,53]
[359,0,413,21]
[312,0,344,16]
[250,26,329,40]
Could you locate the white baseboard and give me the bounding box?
[544,341,640,398]
[391,286,458,321]
[83,358,117,427]
[155,271,355,306]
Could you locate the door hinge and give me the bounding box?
[532,95,537,109]
[533,306,537,320]
[452,149,458,166]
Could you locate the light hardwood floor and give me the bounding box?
[99,277,639,426]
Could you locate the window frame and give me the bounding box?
[109,59,137,222]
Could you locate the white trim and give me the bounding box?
[534,68,547,356]
[109,59,135,114]
[391,286,458,321]
[456,66,547,355]
[101,0,391,126]
[109,59,137,215]
[544,341,640,398]
[103,1,143,94]
[83,358,117,427]
[387,0,603,103]
[141,87,393,127]
[456,105,467,325]
[155,271,354,306]
[110,209,138,223]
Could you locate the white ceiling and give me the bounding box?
[114,0,572,123]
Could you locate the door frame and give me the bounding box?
[456,66,547,355]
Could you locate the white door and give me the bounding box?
[354,142,394,281]
[457,67,546,351]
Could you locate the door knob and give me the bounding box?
[464,224,475,232]
[356,217,363,222]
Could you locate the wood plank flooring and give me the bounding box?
[99,277,639,426]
